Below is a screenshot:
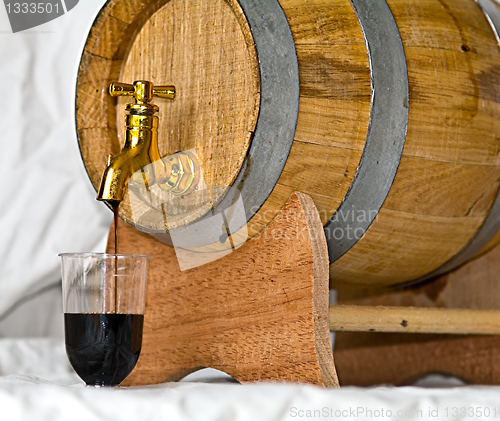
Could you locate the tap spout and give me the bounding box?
[97,80,199,207]
[97,111,162,204]
[97,81,168,205]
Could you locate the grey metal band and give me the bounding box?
[401,0,500,285]
[325,0,409,264]
[150,0,300,247]
[477,0,500,45]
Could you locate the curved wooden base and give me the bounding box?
[107,192,338,387]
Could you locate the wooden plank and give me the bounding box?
[330,208,484,287]
[330,305,500,335]
[247,0,370,240]
[280,0,369,46]
[383,158,500,218]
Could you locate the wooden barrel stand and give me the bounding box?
[108,193,338,387]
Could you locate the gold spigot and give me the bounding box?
[97,80,200,205]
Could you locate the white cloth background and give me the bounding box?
[0,0,111,324]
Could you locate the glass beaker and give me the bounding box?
[59,253,149,387]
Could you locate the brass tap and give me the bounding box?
[97,80,200,205]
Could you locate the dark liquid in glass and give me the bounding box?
[64,313,144,386]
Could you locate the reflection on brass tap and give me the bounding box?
[97,80,200,205]
[157,151,200,196]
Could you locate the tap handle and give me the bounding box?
[152,86,176,100]
[109,81,175,104]
[109,82,135,97]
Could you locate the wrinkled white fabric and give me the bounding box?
[3,372,500,421]
[0,1,111,316]
[0,338,78,384]
[0,338,499,421]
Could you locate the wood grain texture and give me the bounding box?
[76,0,260,230]
[338,237,500,310]
[107,192,338,387]
[330,208,485,286]
[335,238,500,385]
[330,305,500,335]
[118,0,259,229]
[245,0,370,237]
[329,0,500,287]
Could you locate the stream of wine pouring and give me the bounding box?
[113,205,119,313]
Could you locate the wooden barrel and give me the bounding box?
[76,0,500,288]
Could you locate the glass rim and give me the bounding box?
[58,252,151,259]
